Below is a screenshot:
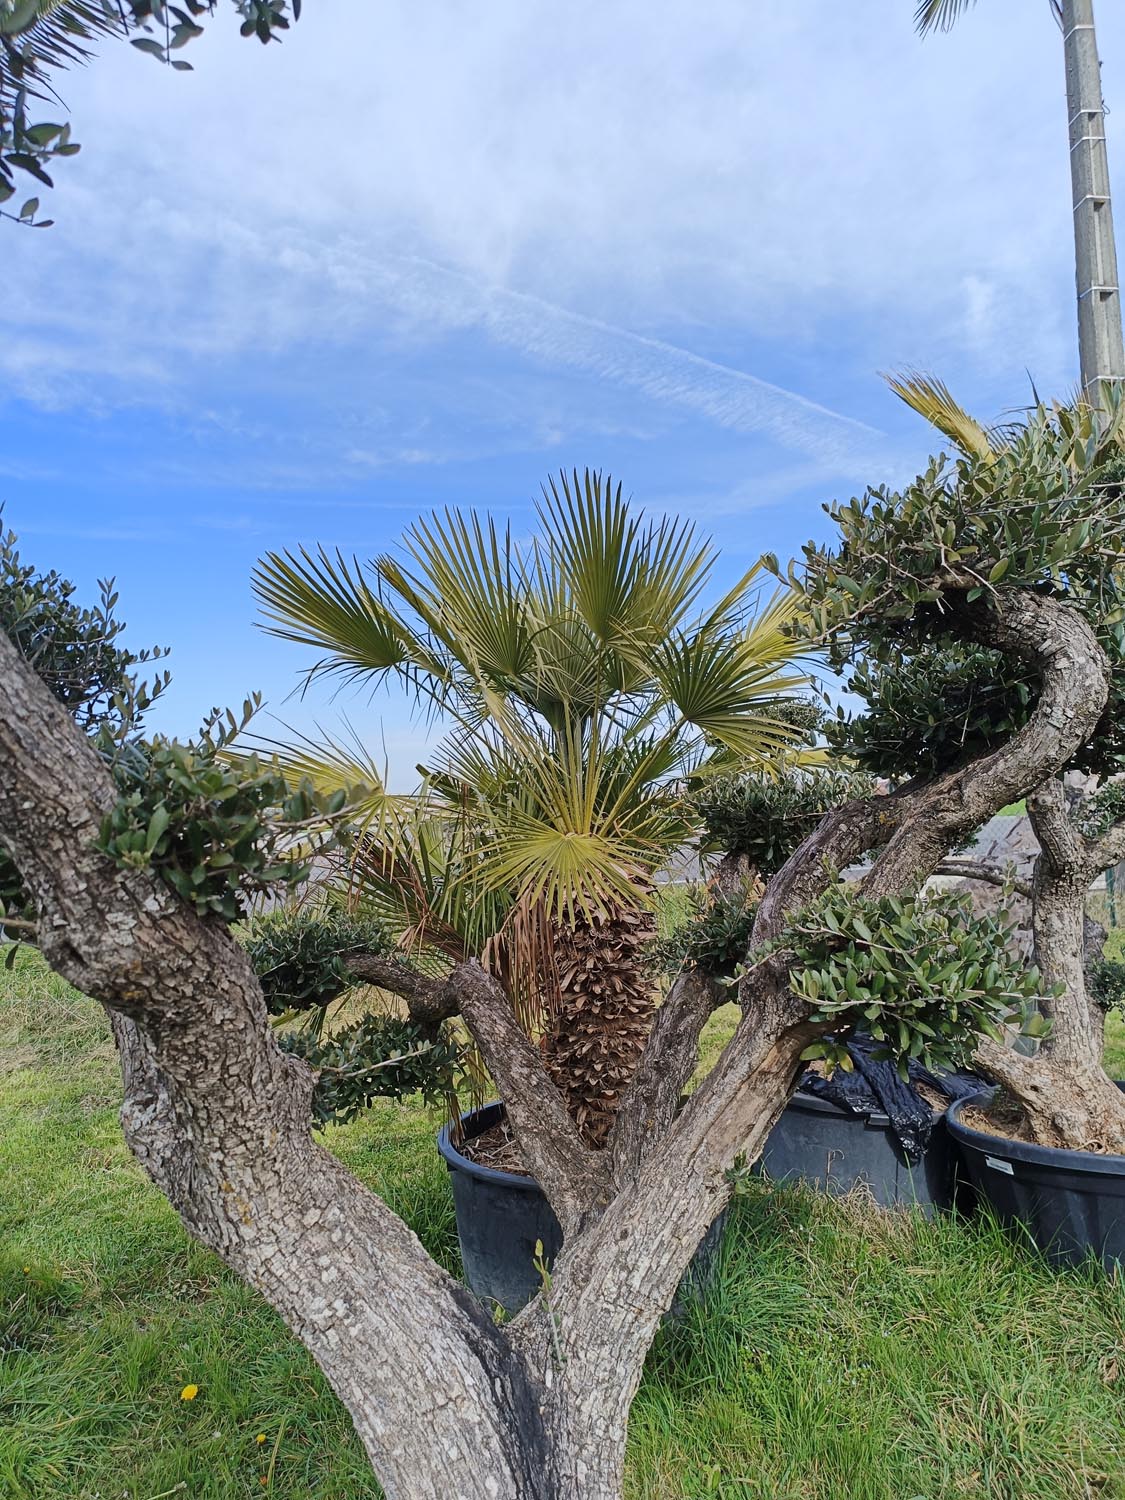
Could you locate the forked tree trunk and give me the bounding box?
[1,587,1114,1499]
[977,779,1125,1153]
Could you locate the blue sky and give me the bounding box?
[2,0,1119,779]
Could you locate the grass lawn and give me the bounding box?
[3,952,1125,1500]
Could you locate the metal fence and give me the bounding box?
[1103,862,1125,929]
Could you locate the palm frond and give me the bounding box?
[2,2,122,110]
[380,508,539,689]
[913,0,979,37]
[538,469,713,647]
[884,370,996,459]
[651,585,815,760]
[252,545,448,698]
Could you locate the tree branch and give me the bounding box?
[607,969,724,1182]
[347,944,609,1228]
[0,633,559,1498]
[342,950,462,1035]
[1085,819,1125,879]
[862,593,1109,898]
[933,859,1033,899]
[454,959,608,1234]
[752,794,887,946]
[1027,777,1085,877]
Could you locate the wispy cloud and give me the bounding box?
[2,225,888,477]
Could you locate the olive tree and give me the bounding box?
[784,389,1125,1149]
[1,1,301,224]
[2,395,1117,1496]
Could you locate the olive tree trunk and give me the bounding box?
[977,777,1125,1152]
[0,584,1108,1499]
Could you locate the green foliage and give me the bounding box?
[1090,956,1125,1016]
[0,522,169,935]
[255,471,811,964]
[1,1,301,219]
[788,410,1125,634]
[242,905,392,1016]
[280,1013,461,1125]
[693,766,875,875]
[1078,778,1125,841]
[824,643,1033,778]
[767,886,1045,1081]
[769,398,1125,780]
[0,522,169,734]
[95,702,345,923]
[654,889,758,979]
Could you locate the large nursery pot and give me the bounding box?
[437,1103,725,1314]
[759,1087,959,1213]
[947,1087,1125,1268]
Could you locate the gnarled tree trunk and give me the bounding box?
[0,584,1111,1499]
[977,778,1125,1153]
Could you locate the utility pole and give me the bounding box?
[1063,0,1125,391]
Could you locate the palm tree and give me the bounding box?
[914,0,1124,392]
[253,472,815,1143]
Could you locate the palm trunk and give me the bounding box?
[543,904,656,1147]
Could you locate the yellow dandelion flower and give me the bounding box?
[256,1433,267,1444]
[180,1384,199,1402]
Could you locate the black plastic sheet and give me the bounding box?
[799,1036,984,1163]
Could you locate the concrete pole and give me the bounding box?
[1062,0,1125,392]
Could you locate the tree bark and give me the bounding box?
[4,577,1122,1499]
[541,904,656,1147]
[608,968,723,1183]
[0,626,803,1499]
[975,778,1125,1153]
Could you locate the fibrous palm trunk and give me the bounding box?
[544,904,656,1146]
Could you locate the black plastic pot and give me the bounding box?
[947,1088,1125,1268]
[759,1087,958,1212]
[437,1103,726,1314]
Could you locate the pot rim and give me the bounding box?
[786,1087,893,1128]
[947,1087,1125,1177]
[436,1101,543,1192]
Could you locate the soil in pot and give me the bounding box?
[438,1103,725,1315]
[947,1086,1125,1268]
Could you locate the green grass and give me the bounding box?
[3,952,1125,1500]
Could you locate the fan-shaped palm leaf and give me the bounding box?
[377,508,541,690]
[253,545,452,699]
[1,1,125,126]
[913,0,979,35]
[538,469,713,647]
[884,370,997,459]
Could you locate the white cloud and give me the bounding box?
[1,0,1105,453]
